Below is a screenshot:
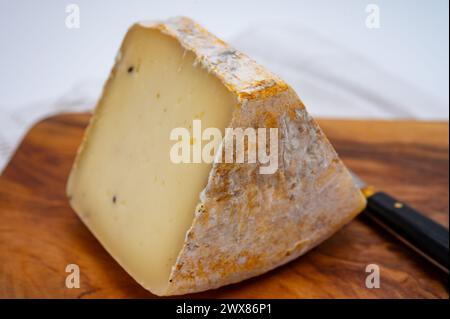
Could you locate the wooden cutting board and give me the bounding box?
[0,113,448,299]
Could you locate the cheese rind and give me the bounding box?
[67,17,366,296]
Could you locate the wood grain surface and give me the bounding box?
[0,113,448,299]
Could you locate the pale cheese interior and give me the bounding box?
[67,25,237,295]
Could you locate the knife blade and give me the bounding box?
[349,170,449,274]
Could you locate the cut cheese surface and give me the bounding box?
[67,26,237,294]
[67,17,366,296]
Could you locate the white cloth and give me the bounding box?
[0,79,101,171]
[229,23,446,119]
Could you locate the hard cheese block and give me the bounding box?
[67,17,366,296]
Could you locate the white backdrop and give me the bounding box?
[0,0,449,170]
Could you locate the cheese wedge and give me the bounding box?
[67,17,366,296]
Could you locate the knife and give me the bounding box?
[350,170,449,274]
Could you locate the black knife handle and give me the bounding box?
[365,192,449,273]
